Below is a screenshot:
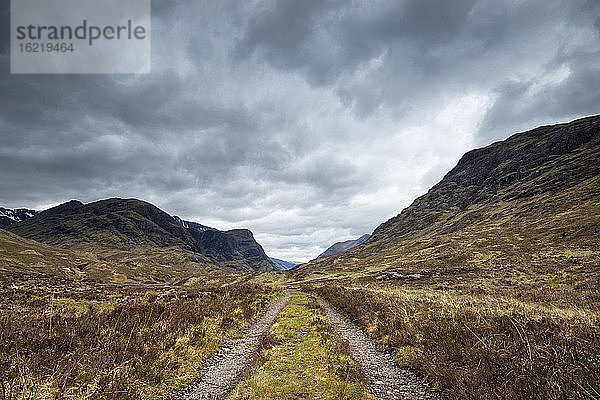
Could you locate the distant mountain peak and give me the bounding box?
[270,257,302,270]
[173,216,277,271]
[317,234,371,259]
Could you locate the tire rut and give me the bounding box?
[165,294,291,400]
[314,295,442,400]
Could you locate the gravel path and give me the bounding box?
[314,295,442,400]
[166,294,291,400]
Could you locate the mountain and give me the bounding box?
[270,257,302,270]
[317,234,371,258]
[175,217,277,271]
[0,207,39,229]
[6,198,277,273]
[293,115,600,283]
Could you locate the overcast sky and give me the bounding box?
[1,0,599,262]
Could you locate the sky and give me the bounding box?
[1,0,599,262]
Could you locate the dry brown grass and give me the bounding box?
[309,285,600,400]
[0,272,278,400]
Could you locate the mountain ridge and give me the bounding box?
[372,115,600,242]
[6,197,277,273]
[317,234,371,259]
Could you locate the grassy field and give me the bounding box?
[228,291,373,400]
[3,265,598,400]
[0,270,279,400]
[308,284,600,400]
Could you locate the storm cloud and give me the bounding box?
[1,0,598,261]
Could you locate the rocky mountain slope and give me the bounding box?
[317,234,371,259]
[294,115,600,283]
[0,207,39,229]
[6,198,276,273]
[176,217,276,271]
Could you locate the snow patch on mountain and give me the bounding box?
[0,208,40,226]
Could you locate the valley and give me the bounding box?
[1,116,598,400]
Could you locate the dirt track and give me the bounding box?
[314,295,442,400]
[165,294,290,400]
[167,292,441,400]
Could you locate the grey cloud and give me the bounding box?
[234,0,350,85]
[341,0,477,47]
[1,0,598,260]
[479,50,600,143]
[236,0,599,127]
[235,0,478,86]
